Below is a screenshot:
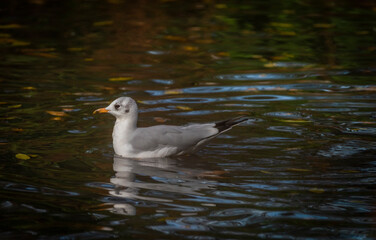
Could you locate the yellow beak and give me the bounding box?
[93,108,109,114]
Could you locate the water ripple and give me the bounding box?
[217,70,350,80]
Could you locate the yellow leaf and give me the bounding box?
[0,24,23,29]
[46,111,68,117]
[16,153,30,160]
[108,77,133,81]
[271,22,293,28]
[51,117,62,121]
[183,45,199,51]
[215,4,227,9]
[264,62,276,68]
[67,47,84,52]
[0,33,11,38]
[11,128,24,132]
[164,89,183,95]
[107,0,123,4]
[313,23,333,28]
[287,168,311,172]
[217,52,229,57]
[309,188,325,194]
[12,40,31,46]
[251,55,263,59]
[260,170,271,174]
[279,119,311,123]
[29,154,38,158]
[31,52,57,58]
[176,106,192,111]
[356,31,369,35]
[0,116,16,120]
[164,35,186,42]
[8,104,22,108]
[93,20,113,26]
[22,48,55,53]
[279,31,296,36]
[23,86,36,90]
[340,170,360,173]
[154,117,169,123]
[195,39,214,44]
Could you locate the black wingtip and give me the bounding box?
[214,116,250,133]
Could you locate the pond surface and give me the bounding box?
[1,0,376,239]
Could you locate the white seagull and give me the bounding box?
[94,97,249,158]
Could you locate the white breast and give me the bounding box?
[115,144,179,158]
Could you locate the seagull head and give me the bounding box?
[93,97,138,119]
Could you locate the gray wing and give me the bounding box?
[130,123,219,152]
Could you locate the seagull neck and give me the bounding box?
[114,117,137,132]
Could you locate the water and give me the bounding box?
[1,0,376,239]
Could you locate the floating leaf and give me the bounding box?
[271,22,293,28]
[51,117,62,121]
[340,170,360,173]
[251,55,263,59]
[0,33,11,38]
[107,0,123,4]
[183,45,199,51]
[0,24,23,29]
[164,89,183,95]
[11,40,31,46]
[26,52,57,58]
[216,52,229,57]
[11,128,24,132]
[356,31,369,35]
[164,35,186,41]
[215,3,227,8]
[46,111,68,117]
[154,117,169,123]
[264,62,276,68]
[8,104,22,109]
[313,23,333,28]
[0,116,17,120]
[309,188,325,194]
[93,20,113,26]
[108,77,133,81]
[176,106,192,111]
[195,39,214,44]
[68,47,84,52]
[287,168,311,172]
[23,86,36,90]
[260,170,272,174]
[22,48,55,53]
[16,153,30,160]
[279,119,311,123]
[279,31,296,36]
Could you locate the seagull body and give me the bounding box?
[94,97,249,158]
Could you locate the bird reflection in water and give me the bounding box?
[108,155,222,216]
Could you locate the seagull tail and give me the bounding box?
[214,116,250,134]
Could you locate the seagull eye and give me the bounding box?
[114,104,120,110]
[125,109,129,113]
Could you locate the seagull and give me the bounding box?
[94,97,249,158]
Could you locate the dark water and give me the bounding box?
[1,0,376,239]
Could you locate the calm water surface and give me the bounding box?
[1,0,375,239]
